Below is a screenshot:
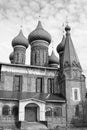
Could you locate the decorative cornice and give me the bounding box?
[63,60,82,69]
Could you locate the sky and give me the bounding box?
[0,0,87,81]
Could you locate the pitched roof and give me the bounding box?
[63,25,82,71]
[0,91,65,103]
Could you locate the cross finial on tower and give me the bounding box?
[38,1,42,21]
[51,40,54,52]
[66,16,69,25]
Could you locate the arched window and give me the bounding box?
[54,107,62,117]
[2,105,10,116]
[45,107,52,117]
[12,106,18,116]
[75,105,79,117]
[74,89,78,100]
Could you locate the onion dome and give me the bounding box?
[57,35,65,53]
[12,29,28,48]
[28,21,51,44]
[65,24,71,32]
[9,52,14,60]
[49,50,59,65]
[9,52,14,63]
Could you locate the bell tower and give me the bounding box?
[61,25,86,126]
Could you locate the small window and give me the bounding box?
[2,105,10,116]
[72,88,80,101]
[12,106,18,116]
[75,105,79,117]
[74,89,78,100]
[35,53,37,64]
[45,107,52,117]
[36,78,44,93]
[54,107,62,117]
[13,75,22,92]
[21,53,25,63]
[47,78,54,94]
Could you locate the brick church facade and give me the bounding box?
[0,21,87,130]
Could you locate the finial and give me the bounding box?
[51,40,54,50]
[39,15,41,21]
[20,25,23,30]
[38,2,42,21]
[20,15,24,29]
[19,25,23,34]
[65,16,71,32]
[66,16,69,26]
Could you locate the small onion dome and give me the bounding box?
[9,52,14,63]
[57,35,65,53]
[65,24,71,32]
[12,30,28,48]
[49,50,59,65]
[28,21,51,44]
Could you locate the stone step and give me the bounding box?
[21,121,48,130]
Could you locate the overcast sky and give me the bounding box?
[0,0,87,80]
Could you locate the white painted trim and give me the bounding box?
[46,100,65,102]
[1,65,56,76]
[14,45,26,49]
[72,88,81,101]
[20,98,45,104]
[19,98,46,121]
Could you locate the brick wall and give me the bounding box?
[31,46,48,66]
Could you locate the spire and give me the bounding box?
[63,25,82,71]
[36,21,43,29]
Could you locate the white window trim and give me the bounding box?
[72,88,80,101]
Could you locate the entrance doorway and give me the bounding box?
[25,103,38,122]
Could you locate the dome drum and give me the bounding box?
[30,40,49,48]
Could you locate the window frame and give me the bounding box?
[2,105,10,116]
[47,78,54,94]
[12,106,18,117]
[53,107,62,117]
[75,105,79,117]
[72,88,80,101]
[13,75,22,92]
[45,107,52,117]
[36,77,44,93]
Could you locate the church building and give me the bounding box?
[0,21,87,130]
